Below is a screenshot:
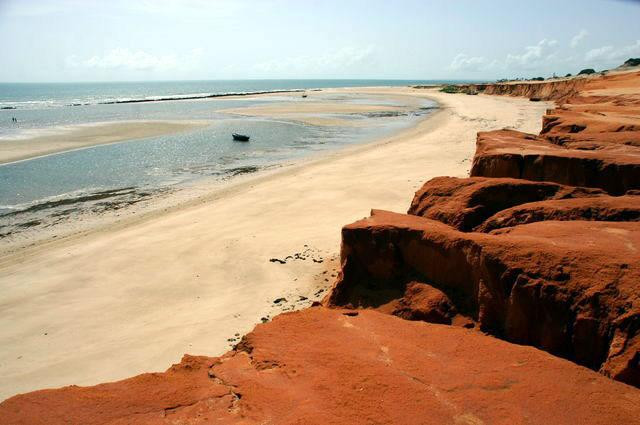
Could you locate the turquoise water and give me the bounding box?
[0,80,443,235]
[0,112,426,211]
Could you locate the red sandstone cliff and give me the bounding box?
[470,73,640,195]
[327,209,639,384]
[328,70,640,388]
[475,70,640,100]
[481,78,588,101]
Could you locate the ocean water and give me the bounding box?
[0,80,449,237]
[0,79,466,111]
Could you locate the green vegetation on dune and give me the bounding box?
[439,85,460,94]
[622,58,640,68]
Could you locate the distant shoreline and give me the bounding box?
[0,79,482,110]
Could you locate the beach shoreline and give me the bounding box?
[0,87,552,400]
[0,88,436,254]
[0,106,442,259]
[0,86,430,165]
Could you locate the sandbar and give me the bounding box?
[0,120,210,165]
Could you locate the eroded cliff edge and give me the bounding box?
[1,71,639,424]
[328,70,640,387]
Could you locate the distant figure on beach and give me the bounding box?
[12,117,17,123]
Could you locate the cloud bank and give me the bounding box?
[67,48,204,73]
[585,40,640,63]
[254,46,377,77]
[449,35,640,77]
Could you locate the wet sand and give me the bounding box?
[221,96,425,126]
[0,120,210,164]
[0,87,551,400]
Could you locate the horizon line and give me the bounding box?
[0,77,490,85]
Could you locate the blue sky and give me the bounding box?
[1,0,639,82]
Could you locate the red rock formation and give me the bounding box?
[541,110,640,148]
[408,176,640,232]
[470,75,640,197]
[481,78,587,101]
[327,70,640,389]
[389,281,458,324]
[472,72,640,194]
[327,210,639,386]
[477,194,640,232]
[478,70,640,101]
[408,176,606,231]
[2,308,639,424]
[470,129,640,195]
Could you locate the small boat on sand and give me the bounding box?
[232,133,250,142]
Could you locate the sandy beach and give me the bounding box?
[0,87,551,400]
[221,93,428,126]
[0,120,210,164]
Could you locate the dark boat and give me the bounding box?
[232,133,250,142]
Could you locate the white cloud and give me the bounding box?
[449,54,488,71]
[585,40,640,63]
[67,48,204,72]
[570,30,588,48]
[254,46,376,76]
[585,46,614,61]
[449,38,576,76]
[506,39,558,68]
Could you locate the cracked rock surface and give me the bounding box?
[1,308,639,425]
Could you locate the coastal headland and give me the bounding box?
[1,69,640,423]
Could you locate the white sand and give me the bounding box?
[0,120,210,164]
[0,87,551,400]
